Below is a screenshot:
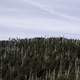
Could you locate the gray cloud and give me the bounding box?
[0,0,80,40]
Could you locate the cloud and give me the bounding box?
[25,0,80,22]
[0,15,80,33]
[0,0,80,39]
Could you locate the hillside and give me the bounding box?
[0,37,80,80]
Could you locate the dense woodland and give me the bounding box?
[0,37,80,80]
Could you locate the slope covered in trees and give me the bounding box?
[0,37,80,80]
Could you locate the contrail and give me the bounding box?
[24,0,80,22]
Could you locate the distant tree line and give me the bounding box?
[0,37,80,80]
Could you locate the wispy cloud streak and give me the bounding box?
[25,0,80,22]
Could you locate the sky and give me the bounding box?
[0,0,80,40]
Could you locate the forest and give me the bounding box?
[0,37,80,80]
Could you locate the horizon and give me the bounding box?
[0,32,80,40]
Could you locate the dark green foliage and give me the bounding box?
[0,37,80,80]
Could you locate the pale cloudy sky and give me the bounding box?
[0,0,80,40]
